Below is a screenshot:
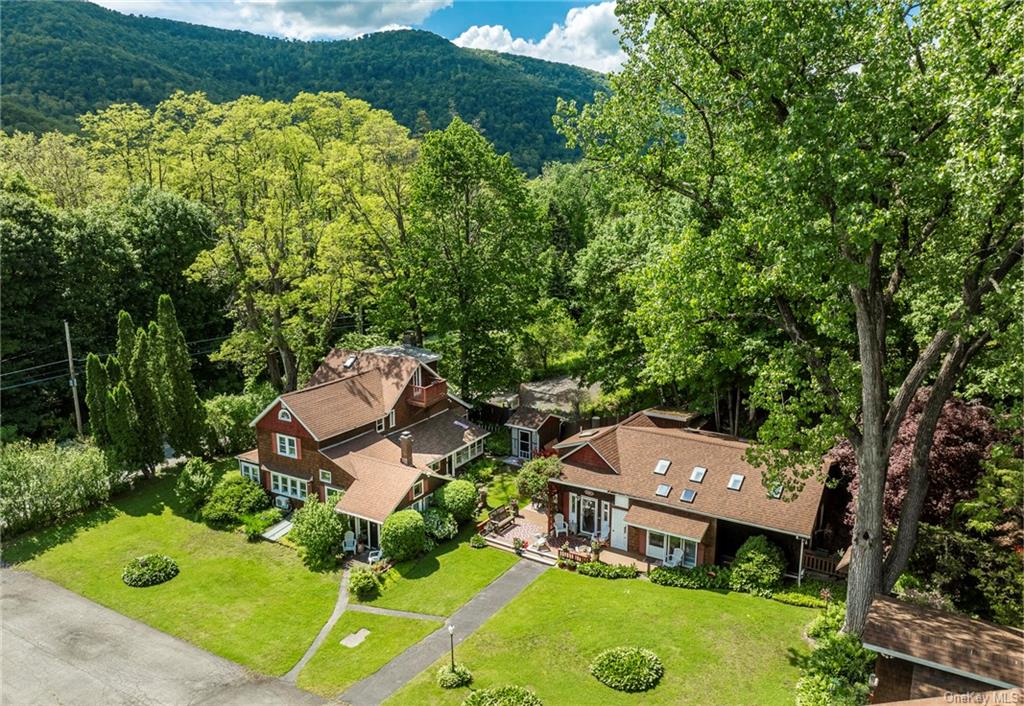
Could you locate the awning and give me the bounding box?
[624,503,710,542]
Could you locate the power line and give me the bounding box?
[0,358,68,377]
[0,372,70,391]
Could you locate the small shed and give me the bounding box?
[505,407,564,460]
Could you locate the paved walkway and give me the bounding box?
[340,559,548,706]
[1,570,324,706]
[347,603,446,622]
[283,568,350,682]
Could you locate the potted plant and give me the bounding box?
[513,537,525,555]
[591,538,602,559]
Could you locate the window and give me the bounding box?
[648,532,665,550]
[270,472,307,499]
[389,409,395,427]
[240,462,260,483]
[343,355,357,369]
[412,367,422,387]
[376,416,386,433]
[277,408,292,422]
[680,488,697,503]
[412,479,425,498]
[319,469,332,483]
[667,535,698,568]
[655,484,671,497]
[377,410,396,433]
[654,459,671,475]
[728,473,744,491]
[276,433,298,458]
[690,466,707,483]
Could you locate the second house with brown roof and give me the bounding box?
[236,345,488,549]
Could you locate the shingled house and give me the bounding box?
[236,345,488,549]
[549,409,830,575]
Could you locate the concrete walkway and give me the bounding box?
[283,568,350,682]
[347,603,446,622]
[1,570,324,706]
[340,559,548,706]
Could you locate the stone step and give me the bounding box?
[484,536,557,566]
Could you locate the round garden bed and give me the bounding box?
[589,646,664,692]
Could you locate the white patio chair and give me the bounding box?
[663,547,683,568]
[342,530,356,554]
[368,549,384,565]
[553,513,568,537]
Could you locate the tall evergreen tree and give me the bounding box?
[105,381,140,472]
[156,295,207,455]
[84,353,110,445]
[127,329,165,474]
[104,355,122,386]
[115,310,136,371]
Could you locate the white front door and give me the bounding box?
[579,496,598,535]
[611,508,627,550]
[515,428,533,459]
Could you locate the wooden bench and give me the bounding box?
[483,505,516,535]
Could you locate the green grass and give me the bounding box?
[485,471,520,510]
[386,569,814,706]
[357,526,519,616]
[3,461,340,676]
[297,611,442,697]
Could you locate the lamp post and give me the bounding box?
[447,623,456,669]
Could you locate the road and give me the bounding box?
[1,570,326,706]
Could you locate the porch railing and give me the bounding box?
[802,550,841,577]
[410,378,448,407]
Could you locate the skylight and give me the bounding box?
[690,466,706,483]
[680,488,697,503]
[453,420,469,429]
[769,485,783,499]
[728,473,745,491]
[343,355,357,369]
[654,459,671,475]
[579,429,598,438]
[655,484,672,498]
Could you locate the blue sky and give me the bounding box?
[91,1,625,71]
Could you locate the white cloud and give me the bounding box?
[92,0,451,40]
[453,2,624,73]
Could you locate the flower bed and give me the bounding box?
[648,564,730,590]
[462,684,542,705]
[122,554,179,587]
[577,561,638,579]
[589,646,664,692]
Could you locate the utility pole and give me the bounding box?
[64,320,84,437]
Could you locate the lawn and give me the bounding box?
[386,569,814,706]
[297,611,442,697]
[357,525,519,616]
[2,461,341,676]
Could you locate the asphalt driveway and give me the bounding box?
[1,570,325,706]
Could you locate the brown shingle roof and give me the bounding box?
[624,502,710,542]
[333,456,422,524]
[505,406,562,430]
[280,369,384,440]
[235,448,259,464]
[557,422,825,537]
[863,595,1024,688]
[307,348,421,412]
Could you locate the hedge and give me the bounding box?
[122,554,179,587]
[0,440,117,536]
[349,567,382,599]
[589,646,664,692]
[200,474,269,527]
[434,479,477,522]
[380,509,426,561]
[462,685,543,706]
[648,564,731,590]
[577,562,639,579]
[422,507,459,541]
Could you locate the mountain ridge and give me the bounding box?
[0,1,606,174]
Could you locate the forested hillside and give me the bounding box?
[0,0,605,174]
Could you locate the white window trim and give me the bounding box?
[389,409,395,427]
[319,469,332,483]
[412,479,425,498]
[646,530,698,569]
[240,462,260,483]
[278,408,292,422]
[270,471,308,500]
[276,433,298,459]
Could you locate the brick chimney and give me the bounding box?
[399,431,413,466]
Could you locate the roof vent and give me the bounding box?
[579,429,597,438]
[728,473,744,491]
[690,466,706,483]
[655,484,672,498]
[680,488,697,503]
[343,355,357,369]
[653,459,671,475]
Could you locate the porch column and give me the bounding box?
[797,537,805,586]
[546,484,556,534]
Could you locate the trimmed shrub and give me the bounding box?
[175,458,215,511]
[422,507,459,541]
[292,498,345,570]
[728,535,786,597]
[589,646,664,692]
[201,474,269,526]
[434,479,478,522]
[470,533,487,548]
[807,602,846,640]
[122,554,179,587]
[577,562,638,579]
[462,684,543,706]
[241,507,283,541]
[795,633,874,706]
[349,567,382,599]
[648,564,731,590]
[380,509,426,562]
[437,662,473,689]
